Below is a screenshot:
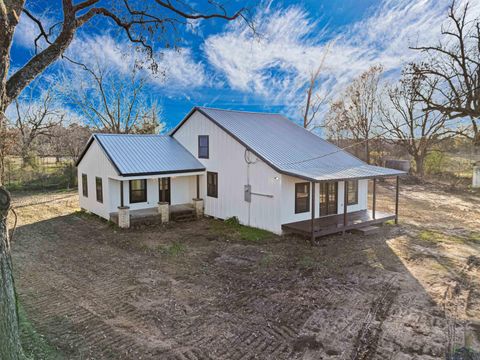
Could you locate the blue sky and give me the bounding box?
[9,0,475,131]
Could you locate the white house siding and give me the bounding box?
[280,177,369,225]
[77,140,118,219]
[173,111,283,234]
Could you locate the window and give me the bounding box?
[82,174,88,197]
[295,182,310,213]
[95,177,103,203]
[198,135,209,159]
[207,172,218,198]
[347,180,358,205]
[130,179,147,203]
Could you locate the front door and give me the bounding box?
[159,177,171,204]
[320,182,338,216]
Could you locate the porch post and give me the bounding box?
[395,176,399,224]
[196,174,200,199]
[120,180,124,207]
[372,178,376,219]
[310,181,315,245]
[343,180,348,235]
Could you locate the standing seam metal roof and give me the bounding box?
[173,107,405,181]
[80,134,205,176]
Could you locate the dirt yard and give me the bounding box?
[9,181,480,359]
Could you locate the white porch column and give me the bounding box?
[192,198,204,218]
[158,202,170,223]
[117,206,130,228]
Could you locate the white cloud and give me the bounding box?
[203,0,480,121]
[63,34,207,91]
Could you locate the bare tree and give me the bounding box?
[379,73,455,176]
[0,1,247,356]
[13,88,64,166]
[301,46,330,130]
[411,1,480,148]
[326,65,383,163]
[45,123,92,162]
[64,63,163,134]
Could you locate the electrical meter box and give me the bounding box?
[244,185,251,202]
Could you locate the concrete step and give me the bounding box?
[354,225,381,236]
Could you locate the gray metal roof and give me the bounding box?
[80,134,205,176]
[183,107,405,181]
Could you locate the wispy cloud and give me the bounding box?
[203,0,480,121]
[63,34,207,91]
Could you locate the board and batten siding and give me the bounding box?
[280,177,369,224]
[77,140,118,219]
[173,111,283,234]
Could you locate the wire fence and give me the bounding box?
[10,190,78,209]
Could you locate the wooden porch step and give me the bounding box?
[354,225,381,235]
[170,209,196,222]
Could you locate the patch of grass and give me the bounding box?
[384,219,396,226]
[213,217,274,242]
[158,242,186,256]
[419,230,441,242]
[418,229,480,245]
[298,255,316,269]
[19,303,63,359]
[469,232,480,243]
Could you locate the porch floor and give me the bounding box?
[110,204,195,225]
[282,210,395,239]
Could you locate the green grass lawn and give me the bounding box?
[211,217,274,242]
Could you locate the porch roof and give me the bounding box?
[77,134,205,176]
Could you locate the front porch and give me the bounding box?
[282,209,396,238]
[110,204,197,226]
[283,176,400,242]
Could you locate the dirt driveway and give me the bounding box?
[10,182,480,359]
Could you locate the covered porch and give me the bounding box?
[109,171,205,228]
[110,204,197,226]
[282,175,401,242]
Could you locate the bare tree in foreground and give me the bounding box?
[13,88,64,167]
[64,64,163,134]
[326,65,383,163]
[0,1,247,357]
[380,73,454,176]
[411,1,480,148]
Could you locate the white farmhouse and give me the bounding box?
[76,107,404,240]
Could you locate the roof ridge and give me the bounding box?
[94,133,166,137]
[198,106,282,116]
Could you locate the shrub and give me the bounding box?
[424,150,445,175]
[225,216,240,226]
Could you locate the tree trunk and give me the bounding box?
[365,138,370,164]
[414,155,425,177]
[0,187,24,360]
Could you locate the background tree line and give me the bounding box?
[303,1,480,181]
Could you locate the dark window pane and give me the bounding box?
[295,182,310,213]
[96,177,103,203]
[207,172,218,198]
[82,174,88,197]
[130,179,147,203]
[347,180,358,205]
[198,135,209,159]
